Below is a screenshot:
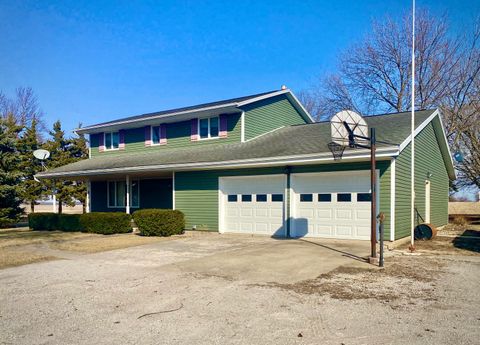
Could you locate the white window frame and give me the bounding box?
[107,180,140,208]
[198,116,220,140]
[151,125,161,145]
[104,131,120,150]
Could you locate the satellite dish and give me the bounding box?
[33,149,50,160]
[330,110,368,146]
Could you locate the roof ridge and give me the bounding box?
[78,89,282,131]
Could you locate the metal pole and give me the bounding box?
[370,127,377,259]
[378,212,385,267]
[410,0,416,250]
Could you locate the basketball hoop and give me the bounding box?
[327,141,345,160]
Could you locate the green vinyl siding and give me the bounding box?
[394,120,449,240]
[175,161,392,237]
[90,113,241,157]
[91,178,172,212]
[242,94,308,140]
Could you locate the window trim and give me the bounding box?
[198,116,220,140]
[104,131,120,151]
[107,180,140,208]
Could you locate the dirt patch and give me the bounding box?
[257,257,444,302]
[0,229,183,269]
[48,233,174,253]
[0,247,58,269]
[404,224,480,255]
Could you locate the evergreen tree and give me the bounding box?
[18,118,45,212]
[70,124,89,213]
[0,114,24,226]
[43,120,77,214]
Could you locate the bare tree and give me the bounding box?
[303,10,480,189]
[0,87,46,133]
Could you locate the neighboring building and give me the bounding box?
[37,89,455,241]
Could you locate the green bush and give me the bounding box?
[80,212,132,235]
[133,209,185,236]
[57,214,83,231]
[28,213,84,231]
[29,213,59,230]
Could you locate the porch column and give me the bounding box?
[52,179,57,213]
[86,180,91,213]
[126,175,130,214]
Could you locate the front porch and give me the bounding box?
[87,172,173,214]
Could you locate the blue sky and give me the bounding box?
[1,0,478,134]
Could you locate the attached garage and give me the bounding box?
[219,175,286,236]
[290,171,379,239]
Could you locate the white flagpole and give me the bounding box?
[410,0,416,249]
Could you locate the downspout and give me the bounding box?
[284,166,291,238]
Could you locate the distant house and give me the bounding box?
[37,88,455,241]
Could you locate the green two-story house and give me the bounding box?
[38,88,455,241]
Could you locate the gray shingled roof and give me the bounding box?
[79,90,279,129]
[38,109,436,178]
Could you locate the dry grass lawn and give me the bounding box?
[0,228,178,269]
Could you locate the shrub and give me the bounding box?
[57,214,83,232]
[28,213,84,231]
[29,213,60,230]
[80,212,132,235]
[133,209,185,236]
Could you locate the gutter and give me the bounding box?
[36,146,399,179]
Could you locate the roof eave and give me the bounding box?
[398,109,456,180]
[35,146,399,179]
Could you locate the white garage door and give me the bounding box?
[291,171,376,240]
[219,175,285,236]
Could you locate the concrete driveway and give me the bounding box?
[1,233,478,345]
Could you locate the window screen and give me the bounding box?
[357,193,371,202]
[241,194,252,202]
[256,194,267,202]
[200,118,209,138]
[272,194,283,202]
[112,132,119,149]
[300,194,313,202]
[337,193,351,202]
[131,181,140,207]
[210,117,219,137]
[318,194,332,202]
[152,126,160,144]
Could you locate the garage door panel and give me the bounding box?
[254,208,268,217]
[356,209,370,220]
[270,208,283,217]
[241,208,255,217]
[297,209,314,218]
[316,209,332,219]
[356,226,370,238]
[316,225,333,236]
[336,209,353,220]
[336,225,353,236]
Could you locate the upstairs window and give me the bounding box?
[105,132,119,150]
[199,116,219,139]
